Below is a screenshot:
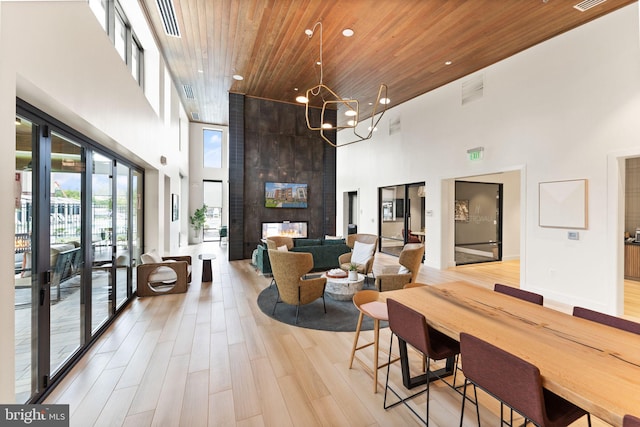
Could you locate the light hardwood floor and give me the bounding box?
[44,243,636,426]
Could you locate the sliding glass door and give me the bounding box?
[14,102,144,403]
[91,153,112,331]
[49,132,85,376]
[14,116,36,403]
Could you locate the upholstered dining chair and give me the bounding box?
[494,283,544,305]
[339,233,378,283]
[375,243,425,292]
[624,414,640,427]
[268,249,326,323]
[572,306,640,334]
[459,333,591,427]
[384,298,461,426]
[349,290,399,393]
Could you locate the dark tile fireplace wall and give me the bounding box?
[228,94,337,260]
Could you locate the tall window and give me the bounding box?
[203,129,222,168]
[131,35,143,85]
[89,0,144,87]
[114,9,127,62]
[88,0,107,31]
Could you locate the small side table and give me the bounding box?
[323,273,365,301]
[198,253,216,282]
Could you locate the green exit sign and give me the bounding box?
[467,147,484,161]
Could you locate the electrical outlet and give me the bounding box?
[568,231,579,240]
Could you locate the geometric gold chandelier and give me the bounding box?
[296,22,389,148]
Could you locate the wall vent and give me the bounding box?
[389,116,401,135]
[191,112,200,121]
[462,74,484,105]
[574,0,607,12]
[156,0,180,37]
[182,84,195,99]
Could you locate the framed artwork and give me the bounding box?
[265,182,308,208]
[171,194,179,221]
[455,199,469,222]
[539,179,588,229]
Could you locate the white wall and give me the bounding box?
[0,1,189,401]
[337,4,640,315]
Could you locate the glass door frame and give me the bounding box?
[378,181,426,256]
[16,99,144,403]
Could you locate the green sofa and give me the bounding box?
[253,238,351,275]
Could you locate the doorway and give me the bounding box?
[203,180,223,242]
[454,181,503,265]
[379,182,425,256]
[346,191,358,236]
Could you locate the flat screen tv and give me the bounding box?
[265,182,307,208]
[262,221,308,239]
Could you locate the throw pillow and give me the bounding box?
[277,245,288,251]
[351,241,375,266]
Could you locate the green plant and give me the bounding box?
[349,263,358,271]
[189,205,208,234]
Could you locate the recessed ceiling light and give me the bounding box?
[345,109,357,117]
[347,120,356,126]
[296,95,309,104]
[380,97,391,105]
[342,28,354,37]
[321,123,333,129]
[232,74,244,81]
[445,61,452,65]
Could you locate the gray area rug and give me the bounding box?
[257,285,386,332]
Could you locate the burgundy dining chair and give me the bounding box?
[384,298,460,426]
[624,414,640,427]
[572,306,640,335]
[494,283,543,305]
[459,333,591,427]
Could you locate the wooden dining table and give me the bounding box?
[381,281,640,426]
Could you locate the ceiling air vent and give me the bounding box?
[191,112,200,121]
[462,74,484,106]
[574,0,607,12]
[156,0,180,37]
[182,84,195,100]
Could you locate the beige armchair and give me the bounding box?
[339,234,378,281]
[137,251,192,297]
[375,243,424,292]
[268,249,326,323]
[265,236,294,250]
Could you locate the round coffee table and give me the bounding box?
[323,273,365,301]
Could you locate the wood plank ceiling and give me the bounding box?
[139,0,635,127]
